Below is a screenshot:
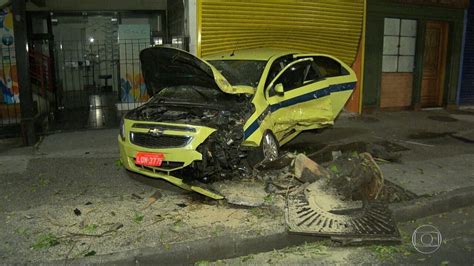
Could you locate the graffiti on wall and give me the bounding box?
[120,73,148,103]
[0,8,19,105]
[118,24,150,103]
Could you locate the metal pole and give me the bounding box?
[12,0,36,145]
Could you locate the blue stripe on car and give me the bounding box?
[243,82,356,139]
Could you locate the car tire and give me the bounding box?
[247,130,280,166]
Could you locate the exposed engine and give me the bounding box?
[125,94,255,183]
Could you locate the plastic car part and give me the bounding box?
[134,168,224,200]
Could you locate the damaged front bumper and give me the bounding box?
[118,119,224,199]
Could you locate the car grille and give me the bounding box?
[130,132,191,148]
[134,160,185,171]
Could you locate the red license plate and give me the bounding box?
[135,152,164,167]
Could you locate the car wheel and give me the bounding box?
[261,131,280,161]
[247,131,280,167]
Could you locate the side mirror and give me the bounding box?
[274,83,284,95]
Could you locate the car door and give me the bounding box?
[265,58,334,141]
[294,54,357,120]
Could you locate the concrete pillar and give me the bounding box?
[12,0,37,145]
[187,0,198,56]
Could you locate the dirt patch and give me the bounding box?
[282,142,327,154]
[373,141,410,153]
[377,180,417,203]
[0,193,285,263]
[407,131,455,140]
[427,115,458,122]
[308,141,404,164]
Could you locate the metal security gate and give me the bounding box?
[52,39,151,131]
[199,0,364,66]
[460,1,474,104]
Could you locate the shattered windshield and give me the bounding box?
[208,60,266,88]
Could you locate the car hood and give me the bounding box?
[140,47,254,96]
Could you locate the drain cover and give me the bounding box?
[286,183,400,241]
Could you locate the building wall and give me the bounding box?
[459,1,474,104]
[26,0,166,11]
[363,0,465,110]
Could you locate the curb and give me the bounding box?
[63,228,324,265]
[62,186,474,265]
[390,186,474,222]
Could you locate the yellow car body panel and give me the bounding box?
[119,47,357,199]
[118,119,225,199]
[241,52,357,147]
[119,119,215,172]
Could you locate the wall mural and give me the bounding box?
[0,8,18,105]
[118,24,150,103]
[120,72,148,103]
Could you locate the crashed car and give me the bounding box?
[118,47,357,199]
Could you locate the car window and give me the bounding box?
[270,60,314,96]
[313,56,349,78]
[208,60,267,88]
[264,55,294,89]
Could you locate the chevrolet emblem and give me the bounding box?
[148,128,164,136]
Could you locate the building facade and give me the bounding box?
[459,0,474,105]
[363,0,468,111]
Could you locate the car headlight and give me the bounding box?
[119,117,125,141]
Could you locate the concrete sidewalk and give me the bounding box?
[1,109,474,263]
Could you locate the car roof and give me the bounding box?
[203,47,298,61]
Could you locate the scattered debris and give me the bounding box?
[294,153,331,183]
[73,208,81,216]
[141,190,163,210]
[213,180,268,207]
[306,141,403,164]
[402,140,435,147]
[131,193,144,200]
[176,203,187,208]
[68,223,123,238]
[324,153,384,201]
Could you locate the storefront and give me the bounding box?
[363,0,468,111]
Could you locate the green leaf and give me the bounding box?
[32,233,59,250]
[133,212,144,223]
[85,250,96,257]
[329,164,339,174]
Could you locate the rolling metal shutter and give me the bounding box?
[460,2,474,104]
[198,0,364,65]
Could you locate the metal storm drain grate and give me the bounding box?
[286,183,400,241]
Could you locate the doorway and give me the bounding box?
[420,21,449,108]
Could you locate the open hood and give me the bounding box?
[140,47,253,96]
